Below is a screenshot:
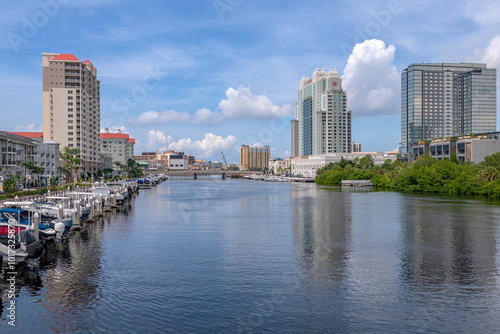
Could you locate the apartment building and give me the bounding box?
[0,131,38,179]
[42,53,101,173]
[401,63,496,159]
[100,129,136,167]
[240,145,270,170]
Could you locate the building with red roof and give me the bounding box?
[42,52,100,174]
[100,128,135,167]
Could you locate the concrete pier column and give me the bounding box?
[58,204,64,219]
[194,173,197,180]
[34,212,40,242]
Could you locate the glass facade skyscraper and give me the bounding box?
[401,63,496,159]
[292,69,351,157]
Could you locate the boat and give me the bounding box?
[0,208,56,241]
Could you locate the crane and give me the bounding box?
[221,151,228,170]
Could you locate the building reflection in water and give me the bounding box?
[399,197,498,287]
[291,184,352,286]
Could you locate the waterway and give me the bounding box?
[2,179,500,333]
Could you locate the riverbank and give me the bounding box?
[314,155,500,199]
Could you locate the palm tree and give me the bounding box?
[60,146,82,183]
[21,161,37,188]
[58,165,70,185]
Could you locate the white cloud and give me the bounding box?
[168,133,238,160]
[219,85,293,120]
[146,130,173,151]
[469,35,500,69]
[342,39,399,117]
[192,108,225,126]
[100,125,128,133]
[132,108,224,127]
[14,123,42,132]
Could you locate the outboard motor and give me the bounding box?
[54,222,66,242]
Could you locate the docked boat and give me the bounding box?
[0,208,56,241]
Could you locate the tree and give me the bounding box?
[3,174,22,196]
[359,154,375,170]
[482,152,500,170]
[60,146,82,183]
[58,165,70,185]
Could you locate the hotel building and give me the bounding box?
[42,53,101,173]
[292,68,351,157]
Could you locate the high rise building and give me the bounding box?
[240,145,270,170]
[401,63,496,158]
[42,53,101,173]
[292,68,351,156]
[351,142,361,152]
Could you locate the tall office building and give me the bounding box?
[292,68,351,156]
[42,53,101,173]
[401,63,496,158]
[240,145,270,170]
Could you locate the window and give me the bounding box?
[68,108,73,112]
[68,114,73,118]
[68,96,73,100]
[68,90,73,94]
[68,102,73,106]
[68,120,73,123]
[68,126,73,129]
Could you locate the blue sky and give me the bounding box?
[1,0,499,163]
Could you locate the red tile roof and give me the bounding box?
[127,138,136,143]
[100,133,130,139]
[9,132,43,138]
[83,60,92,64]
[51,54,79,61]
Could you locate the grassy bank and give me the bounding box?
[314,153,500,199]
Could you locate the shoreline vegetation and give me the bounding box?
[314,153,500,199]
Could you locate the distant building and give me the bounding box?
[42,53,101,173]
[413,133,500,163]
[401,62,497,160]
[36,141,60,178]
[99,153,112,170]
[292,68,351,156]
[10,132,44,143]
[240,145,270,170]
[269,158,288,174]
[291,152,396,178]
[351,142,361,152]
[100,128,135,168]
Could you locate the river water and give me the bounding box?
[1,178,500,333]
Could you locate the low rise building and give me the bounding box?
[413,135,500,163]
[269,158,288,174]
[291,152,397,177]
[0,131,38,179]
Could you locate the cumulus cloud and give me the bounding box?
[168,133,237,160]
[146,130,173,151]
[342,39,399,117]
[132,108,224,127]
[14,123,42,132]
[192,108,225,126]
[100,125,128,133]
[219,86,293,120]
[469,35,500,69]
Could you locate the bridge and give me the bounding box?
[153,170,257,179]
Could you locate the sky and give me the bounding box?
[1,0,500,163]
